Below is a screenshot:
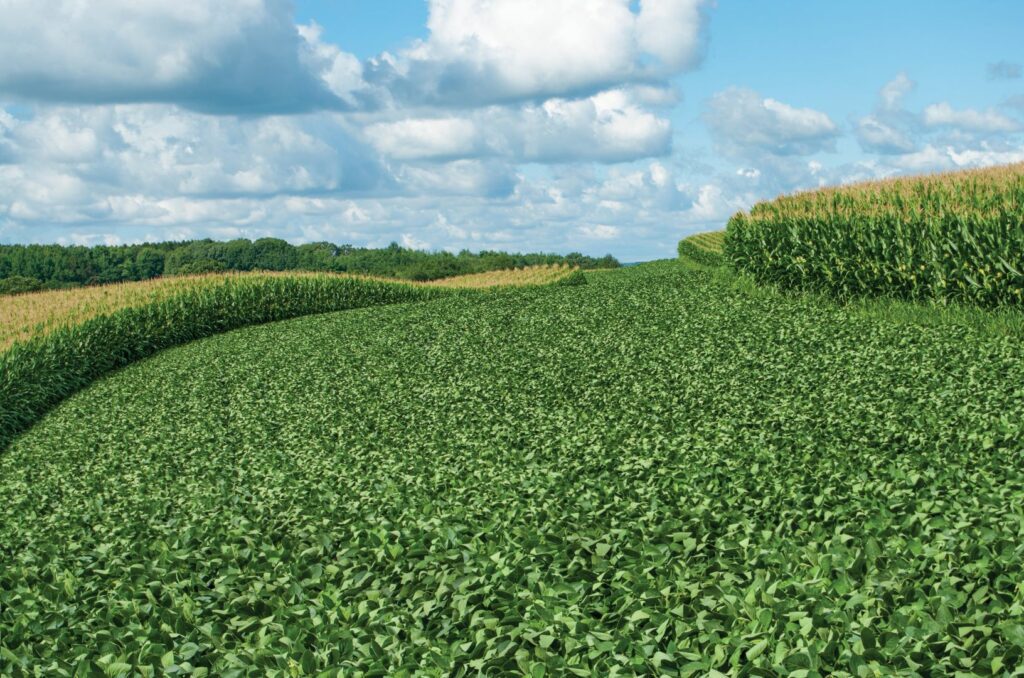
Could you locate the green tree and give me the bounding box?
[134,248,166,279]
[0,275,43,295]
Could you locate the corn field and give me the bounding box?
[677,231,726,267]
[0,265,579,351]
[724,163,1024,306]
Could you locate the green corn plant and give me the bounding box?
[723,163,1024,307]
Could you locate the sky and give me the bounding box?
[0,2,1022,261]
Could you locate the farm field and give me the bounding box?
[0,265,575,350]
[725,163,1024,306]
[3,261,1023,675]
[0,266,580,450]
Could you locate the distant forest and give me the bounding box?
[0,239,619,294]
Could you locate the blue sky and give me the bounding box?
[0,1,1022,260]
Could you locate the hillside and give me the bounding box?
[3,261,1023,674]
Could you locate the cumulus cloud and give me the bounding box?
[881,143,1024,173]
[853,76,924,154]
[704,88,839,157]
[0,0,359,113]
[922,102,1021,133]
[588,161,697,212]
[363,89,672,163]
[0,0,714,261]
[879,73,915,111]
[0,0,712,116]
[987,61,1022,80]
[854,115,916,154]
[948,145,1024,167]
[368,0,711,106]
[364,117,484,161]
[578,224,620,240]
[849,74,1024,174]
[0,104,391,231]
[393,159,519,198]
[515,90,672,162]
[635,0,711,71]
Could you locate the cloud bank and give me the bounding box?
[0,0,1022,261]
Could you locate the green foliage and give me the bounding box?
[724,163,1024,306]
[555,269,588,286]
[3,261,1024,674]
[0,275,43,296]
[0,275,456,452]
[677,231,725,267]
[0,239,620,287]
[133,247,166,279]
[174,258,227,275]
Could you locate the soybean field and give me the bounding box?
[3,261,1023,675]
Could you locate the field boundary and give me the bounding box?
[0,275,457,452]
[0,267,588,453]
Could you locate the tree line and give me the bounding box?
[0,239,620,294]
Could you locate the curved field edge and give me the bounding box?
[677,231,725,268]
[4,261,1024,674]
[0,267,585,451]
[0,266,584,451]
[0,275,461,452]
[0,264,578,351]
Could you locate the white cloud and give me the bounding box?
[879,73,915,111]
[369,0,710,106]
[517,90,671,162]
[0,104,390,231]
[636,0,710,71]
[923,102,1021,133]
[887,144,954,171]
[947,145,1024,167]
[0,0,714,261]
[854,115,916,154]
[297,23,369,107]
[401,232,431,250]
[852,75,1024,168]
[0,0,352,113]
[704,88,839,156]
[853,75,921,155]
[578,224,620,239]
[365,118,483,160]
[877,144,1024,173]
[363,89,671,163]
[394,159,519,198]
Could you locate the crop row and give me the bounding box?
[0,265,579,351]
[724,163,1024,306]
[676,232,725,267]
[3,262,1023,675]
